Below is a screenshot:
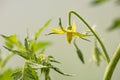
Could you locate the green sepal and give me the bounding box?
[59,18,66,32]
[92,40,104,66]
[73,39,85,64]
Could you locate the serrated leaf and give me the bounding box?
[73,40,85,64]
[34,19,52,40]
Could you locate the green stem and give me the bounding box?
[103,44,120,80]
[68,10,110,63]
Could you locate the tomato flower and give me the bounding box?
[50,19,90,44]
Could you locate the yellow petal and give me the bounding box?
[66,32,72,44]
[71,21,76,32]
[51,28,65,34]
[73,32,87,38]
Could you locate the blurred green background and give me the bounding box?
[0,0,120,80]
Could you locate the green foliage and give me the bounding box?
[34,19,52,40]
[0,19,71,80]
[0,49,15,80]
[11,66,39,80]
[0,7,119,80]
[0,34,21,49]
[108,18,120,31]
[51,66,72,76]
[0,69,13,80]
[0,50,14,72]
[2,20,52,60]
[12,71,22,80]
[29,40,51,54]
[91,0,108,5]
[116,0,120,5]
[23,66,38,80]
[91,0,120,5]
[4,46,30,60]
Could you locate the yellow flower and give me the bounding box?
[51,21,89,44]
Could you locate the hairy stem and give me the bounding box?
[103,44,120,80]
[68,10,110,63]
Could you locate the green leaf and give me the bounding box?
[0,69,13,80]
[6,41,14,49]
[4,46,30,60]
[29,62,47,69]
[48,56,61,64]
[108,18,120,31]
[24,38,29,51]
[44,69,50,80]
[91,0,108,5]
[34,19,52,40]
[116,0,120,5]
[1,35,17,43]
[12,63,39,80]
[73,40,85,64]
[22,64,39,80]
[0,34,21,49]
[30,41,51,53]
[51,66,72,76]
[11,71,22,80]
